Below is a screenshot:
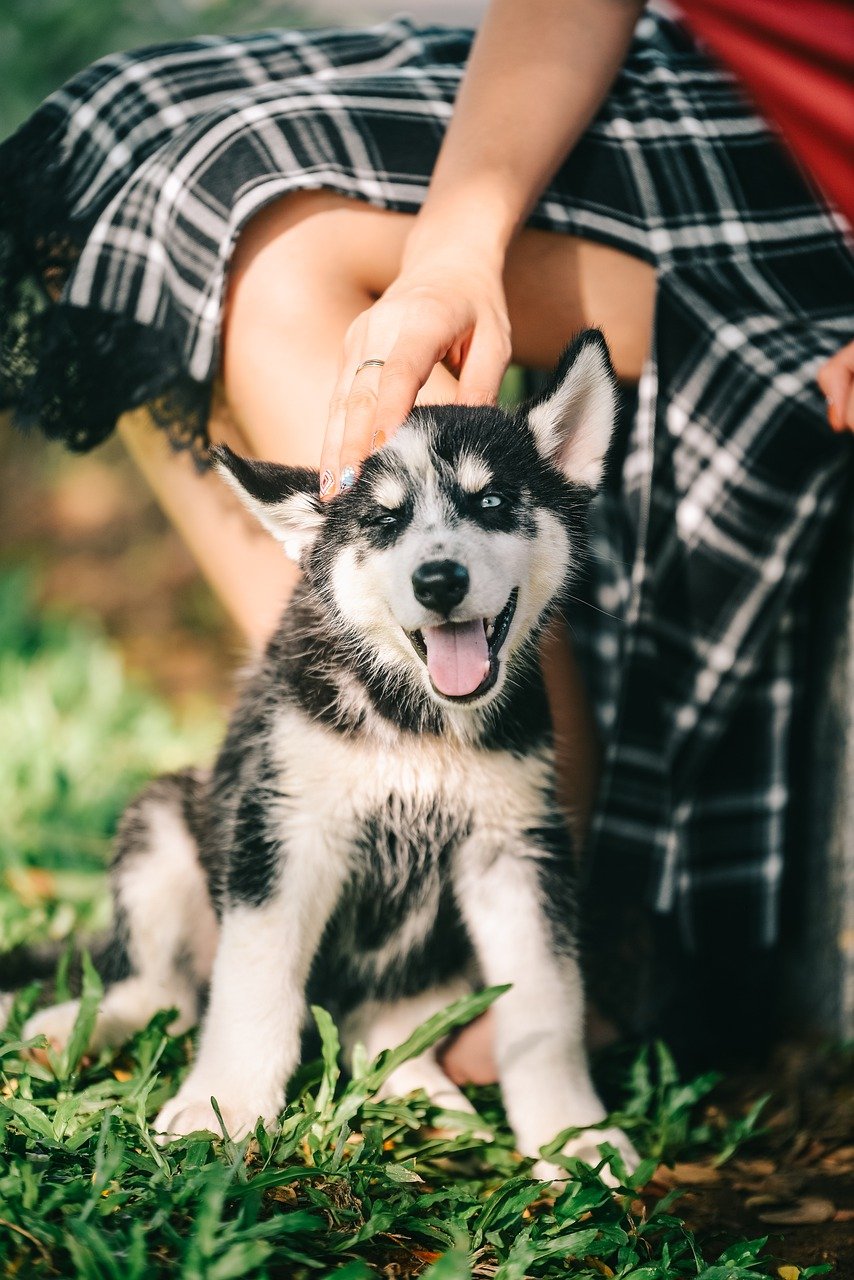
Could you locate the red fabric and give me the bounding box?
[676,0,854,226]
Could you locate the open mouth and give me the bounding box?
[407,589,518,702]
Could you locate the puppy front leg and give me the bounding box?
[155,837,347,1141]
[457,840,638,1181]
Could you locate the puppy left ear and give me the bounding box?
[212,445,325,563]
[526,329,619,488]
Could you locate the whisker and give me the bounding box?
[563,591,622,622]
[583,547,634,571]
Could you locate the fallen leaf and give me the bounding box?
[745,1194,783,1209]
[758,1197,836,1226]
[793,1139,827,1166]
[789,1132,812,1160]
[670,1162,722,1186]
[584,1260,615,1278]
[777,1266,800,1279]
[735,1172,805,1197]
[821,1144,854,1170]
[734,1158,776,1177]
[269,1184,298,1205]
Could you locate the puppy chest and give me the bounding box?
[312,800,473,1008]
[271,710,554,833]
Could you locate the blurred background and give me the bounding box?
[0,0,486,941]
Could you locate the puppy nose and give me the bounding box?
[411,559,470,613]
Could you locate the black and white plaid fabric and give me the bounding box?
[1,12,852,950]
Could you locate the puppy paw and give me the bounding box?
[23,1000,82,1056]
[153,1083,277,1144]
[536,1125,640,1188]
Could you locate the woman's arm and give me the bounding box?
[411,0,643,271]
[320,0,644,494]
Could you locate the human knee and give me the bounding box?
[225,189,372,331]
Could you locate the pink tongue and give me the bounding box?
[422,619,490,697]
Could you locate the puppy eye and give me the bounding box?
[479,492,504,509]
[368,508,401,527]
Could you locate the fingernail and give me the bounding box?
[371,430,386,452]
[319,469,335,496]
[339,465,357,491]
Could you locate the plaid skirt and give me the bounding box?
[1,12,852,953]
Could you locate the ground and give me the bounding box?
[0,420,851,1277]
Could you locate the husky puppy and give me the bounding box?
[21,331,636,1175]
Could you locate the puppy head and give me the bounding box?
[215,329,618,710]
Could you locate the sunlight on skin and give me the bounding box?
[440,1000,620,1086]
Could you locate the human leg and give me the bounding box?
[118,401,297,648]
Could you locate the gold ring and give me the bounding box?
[355,359,386,375]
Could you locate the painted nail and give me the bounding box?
[319,469,335,496]
[339,465,357,491]
[370,430,387,452]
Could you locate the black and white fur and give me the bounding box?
[20,331,636,1177]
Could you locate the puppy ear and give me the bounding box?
[526,330,619,488]
[212,445,324,562]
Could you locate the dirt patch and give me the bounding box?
[642,1045,854,1271]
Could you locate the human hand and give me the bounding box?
[318,252,511,497]
[818,338,854,432]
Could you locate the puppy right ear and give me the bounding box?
[212,445,325,563]
[526,329,618,489]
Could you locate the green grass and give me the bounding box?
[0,982,797,1280]
[0,0,307,138]
[0,567,220,948]
[0,571,830,1278]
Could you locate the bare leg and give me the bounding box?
[540,617,604,850]
[119,401,296,647]
[217,192,644,824]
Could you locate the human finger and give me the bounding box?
[368,322,456,441]
[846,377,854,432]
[455,318,511,406]
[319,364,353,497]
[334,356,389,490]
[824,362,853,432]
[320,314,394,496]
[817,340,854,431]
